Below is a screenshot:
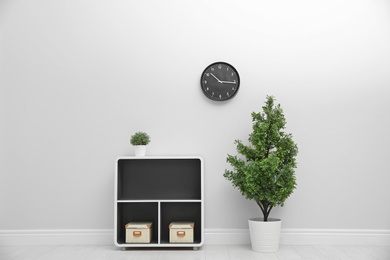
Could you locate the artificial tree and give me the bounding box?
[130,132,151,146]
[224,96,298,221]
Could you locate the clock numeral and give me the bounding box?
[206,87,209,91]
[227,67,229,71]
[211,92,215,96]
[231,72,234,76]
[232,87,235,90]
[219,95,222,99]
[211,67,214,71]
[204,80,207,84]
[218,64,222,69]
[206,73,210,77]
[227,92,230,97]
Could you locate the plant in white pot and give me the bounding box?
[224,96,298,252]
[130,132,151,156]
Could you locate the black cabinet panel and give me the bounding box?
[118,159,201,200]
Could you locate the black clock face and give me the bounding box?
[200,62,240,101]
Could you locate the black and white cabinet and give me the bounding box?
[114,156,204,248]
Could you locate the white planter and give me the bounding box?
[248,218,281,253]
[134,145,146,156]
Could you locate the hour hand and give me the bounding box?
[210,73,222,83]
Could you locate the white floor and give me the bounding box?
[1,244,390,260]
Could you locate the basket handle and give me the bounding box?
[133,231,142,237]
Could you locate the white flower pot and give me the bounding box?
[248,218,281,253]
[134,145,146,156]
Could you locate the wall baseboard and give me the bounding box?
[205,228,390,246]
[1,229,389,246]
[281,229,390,246]
[0,229,113,246]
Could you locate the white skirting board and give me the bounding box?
[0,230,113,246]
[0,229,389,246]
[205,229,390,246]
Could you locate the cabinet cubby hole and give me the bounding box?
[160,202,202,244]
[116,202,158,245]
[117,159,201,200]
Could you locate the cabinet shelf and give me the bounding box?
[114,156,204,248]
[117,199,202,203]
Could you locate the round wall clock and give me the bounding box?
[200,62,240,101]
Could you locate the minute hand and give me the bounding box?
[220,80,237,84]
[210,73,222,83]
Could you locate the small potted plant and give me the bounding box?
[130,132,151,156]
[224,96,298,252]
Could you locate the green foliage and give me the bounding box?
[130,132,151,145]
[223,96,298,221]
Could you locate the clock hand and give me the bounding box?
[220,80,237,84]
[210,73,222,83]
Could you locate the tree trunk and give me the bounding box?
[257,200,273,222]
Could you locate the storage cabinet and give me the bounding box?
[114,157,204,248]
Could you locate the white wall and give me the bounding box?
[1,0,390,231]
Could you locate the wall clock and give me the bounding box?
[200,62,240,101]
